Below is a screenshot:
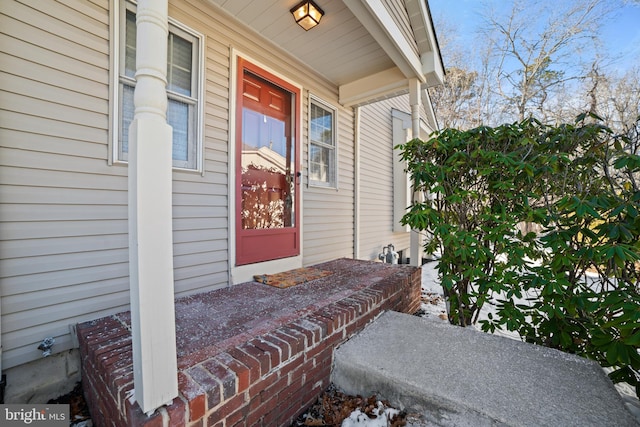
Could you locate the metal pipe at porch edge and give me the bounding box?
[378,244,399,264]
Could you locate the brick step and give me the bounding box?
[76,258,421,427]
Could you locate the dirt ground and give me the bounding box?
[50,381,411,427]
[48,382,92,426]
[290,384,409,427]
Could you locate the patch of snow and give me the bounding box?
[418,261,448,322]
[341,401,400,427]
[125,388,135,405]
[420,261,441,294]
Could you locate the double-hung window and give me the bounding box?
[116,1,202,170]
[308,97,337,187]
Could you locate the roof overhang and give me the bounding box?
[206,0,444,107]
[341,0,444,106]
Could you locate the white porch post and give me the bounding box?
[128,0,178,414]
[408,78,423,267]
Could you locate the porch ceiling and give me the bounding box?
[205,0,444,106]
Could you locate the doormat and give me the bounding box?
[254,267,333,289]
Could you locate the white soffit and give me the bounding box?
[344,0,424,82]
[206,0,443,106]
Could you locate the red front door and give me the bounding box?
[235,59,300,265]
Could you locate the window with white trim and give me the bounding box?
[308,97,337,187]
[116,1,202,170]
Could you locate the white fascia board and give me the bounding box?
[422,51,445,87]
[406,0,445,86]
[339,67,408,107]
[345,0,425,82]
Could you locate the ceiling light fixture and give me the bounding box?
[290,0,324,31]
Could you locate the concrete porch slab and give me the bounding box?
[332,311,638,427]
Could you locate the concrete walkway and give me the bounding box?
[332,311,639,427]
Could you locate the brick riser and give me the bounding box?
[77,260,421,427]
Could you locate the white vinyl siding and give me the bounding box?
[0,0,223,371]
[357,95,414,262]
[0,0,117,370]
[0,0,359,372]
[302,101,356,266]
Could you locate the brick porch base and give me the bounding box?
[76,258,421,427]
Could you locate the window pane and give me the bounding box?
[125,10,137,78]
[310,103,333,145]
[168,98,189,162]
[119,9,199,170]
[167,33,192,97]
[309,100,336,186]
[120,91,193,166]
[310,144,330,183]
[121,84,135,156]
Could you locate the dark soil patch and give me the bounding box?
[48,382,92,426]
[291,384,408,426]
[51,382,414,426]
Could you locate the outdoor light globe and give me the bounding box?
[290,0,324,31]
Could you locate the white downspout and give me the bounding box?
[354,106,361,259]
[408,78,423,267]
[1,290,3,375]
[128,0,178,414]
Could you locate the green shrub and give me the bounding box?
[397,114,640,397]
